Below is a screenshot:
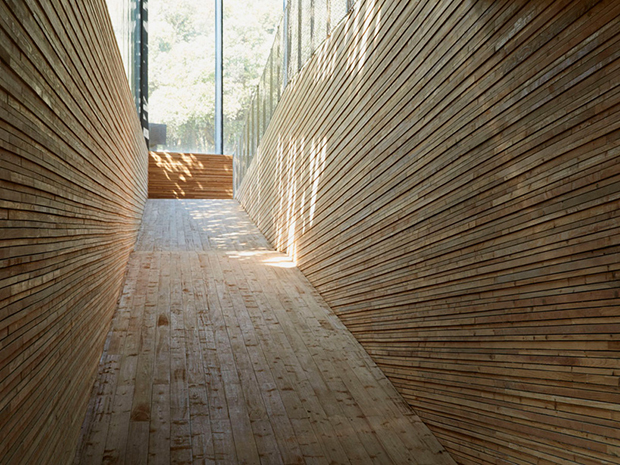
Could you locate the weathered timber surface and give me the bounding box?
[149,152,233,199]
[235,0,620,463]
[75,199,455,465]
[0,0,148,463]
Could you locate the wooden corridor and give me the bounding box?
[74,200,455,465]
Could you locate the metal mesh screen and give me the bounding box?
[330,0,348,29]
[300,0,313,64]
[288,0,300,79]
[234,0,356,192]
[314,0,329,47]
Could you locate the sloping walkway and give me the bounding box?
[75,200,455,465]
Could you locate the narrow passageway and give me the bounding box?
[75,200,454,465]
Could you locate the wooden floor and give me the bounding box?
[74,199,454,465]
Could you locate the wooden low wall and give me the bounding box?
[149,152,233,199]
[235,0,620,463]
[0,0,148,463]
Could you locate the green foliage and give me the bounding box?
[149,0,281,153]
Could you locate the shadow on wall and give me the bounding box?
[149,151,233,199]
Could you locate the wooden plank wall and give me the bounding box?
[0,0,148,463]
[235,0,620,463]
[149,152,233,199]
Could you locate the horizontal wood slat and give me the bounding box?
[148,152,233,199]
[0,0,147,463]
[235,0,620,463]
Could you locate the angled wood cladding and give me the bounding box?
[235,0,620,463]
[0,0,147,463]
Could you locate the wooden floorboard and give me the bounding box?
[75,199,454,465]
